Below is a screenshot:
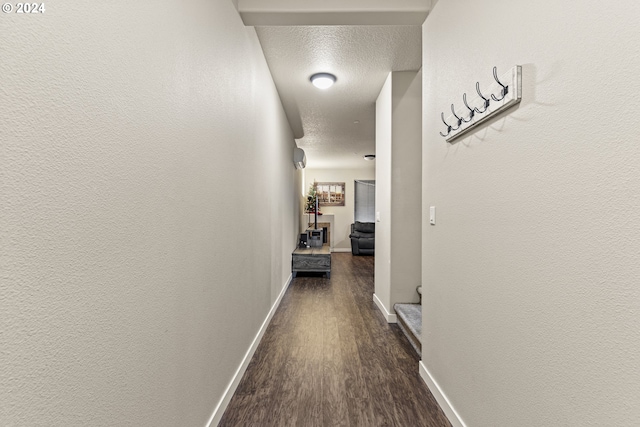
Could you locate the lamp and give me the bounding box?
[310,73,336,89]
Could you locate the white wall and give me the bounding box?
[375,71,423,319]
[422,1,640,426]
[304,168,375,251]
[238,0,436,25]
[375,74,393,312]
[391,71,423,306]
[0,1,299,426]
[239,0,432,11]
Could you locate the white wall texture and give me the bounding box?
[422,1,640,426]
[239,0,432,12]
[375,71,423,317]
[304,168,375,251]
[375,74,393,312]
[0,1,299,426]
[237,0,437,26]
[390,71,422,307]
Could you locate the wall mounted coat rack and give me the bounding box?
[439,65,522,143]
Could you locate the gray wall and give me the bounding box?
[1,1,300,425]
[422,0,640,425]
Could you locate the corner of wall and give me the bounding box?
[206,273,294,427]
[419,361,466,427]
[373,293,397,323]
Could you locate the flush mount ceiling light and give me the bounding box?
[363,154,376,161]
[310,73,337,89]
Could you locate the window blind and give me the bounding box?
[354,180,375,223]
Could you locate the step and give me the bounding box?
[394,303,422,357]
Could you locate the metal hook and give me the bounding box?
[439,112,452,137]
[491,66,509,101]
[475,82,491,113]
[462,93,475,122]
[450,104,462,130]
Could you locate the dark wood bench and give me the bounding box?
[292,246,331,278]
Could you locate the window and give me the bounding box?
[354,180,375,223]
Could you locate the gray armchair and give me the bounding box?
[349,221,375,255]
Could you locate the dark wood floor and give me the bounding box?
[219,253,451,427]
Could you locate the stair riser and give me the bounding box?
[397,317,421,357]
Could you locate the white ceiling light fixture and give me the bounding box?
[363,154,376,161]
[310,72,337,89]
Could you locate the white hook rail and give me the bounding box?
[440,65,522,143]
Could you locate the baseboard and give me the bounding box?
[419,361,466,427]
[372,293,397,323]
[331,248,351,253]
[205,273,293,427]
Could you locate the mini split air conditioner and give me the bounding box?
[293,147,306,169]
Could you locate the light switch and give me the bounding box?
[376,212,381,222]
[429,206,436,225]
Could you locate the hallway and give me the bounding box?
[220,254,450,426]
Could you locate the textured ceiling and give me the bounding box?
[255,25,421,169]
